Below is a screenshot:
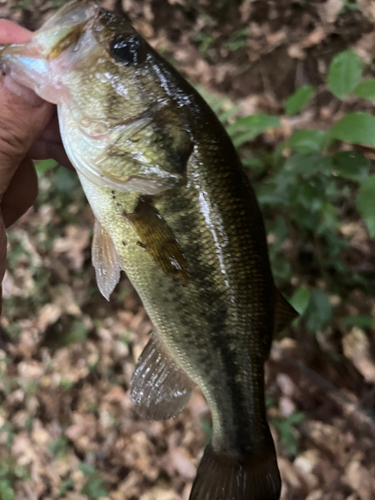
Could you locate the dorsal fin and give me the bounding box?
[274,287,299,334]
[130,334,194,420]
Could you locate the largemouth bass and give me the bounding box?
[0,2,298,499]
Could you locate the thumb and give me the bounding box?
[0,74,54,197]
[0,214,5,314]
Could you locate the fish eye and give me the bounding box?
[110,34,144,66]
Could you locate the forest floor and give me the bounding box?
[0,1,375,499]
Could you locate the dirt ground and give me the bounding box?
[0,1,375,499]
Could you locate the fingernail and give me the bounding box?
[3,74,44,107]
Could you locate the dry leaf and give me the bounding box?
[53,225,90,271]
[343,328,375,383]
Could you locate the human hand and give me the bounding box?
[0,19,73,313]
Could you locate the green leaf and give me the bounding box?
[257,183,287,206]
[228,114,280,147]
[81,478,108,498]
[270,254,291,283]
[291,181,325,211]
[211,97,229,115]
[257,173,293,206]
[200,417,213,445]
[64,321,90,346]
[304,289,332,333]
[78,465,108,499]
[293,209,321,232]
[78,463,97,477]
[332,151,370,182]
[318,202,340,232]
[290,287,310,316]
[267,215,288,244]
[271,412,304,457]
[0,464,10,478]
[81,477,108,499]
[328,51,362,99]
[231,131,254,148]
[235,114,280,132]
[356,175,375,237]
[218,104,241,123]
[55,166,79,194]
[354,79,375,101]
[242,157,266,172]
[285,411,305,425]
[284,152,332,176]
[58,477,74,497]
[49,437,69,459]
[288,130,328,153]
[36,159,58,175]
[285,85,315,115]
[341,1,360,11]
[341,315,374,329]
[0,480,14,500]
[330,112,375,147]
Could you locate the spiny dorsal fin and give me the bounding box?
[92,219,122,301]
[130,334,194,420]
[274,287,299,334]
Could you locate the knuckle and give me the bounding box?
[0,116,30,163]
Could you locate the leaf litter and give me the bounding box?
[0,1,375,500]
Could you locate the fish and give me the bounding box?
[0,2,298,499]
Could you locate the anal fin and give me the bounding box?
[92,219,122,301]
[130,334,194,420]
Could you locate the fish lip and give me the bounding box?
[45,22,90,60]
[41,0,98,30]
[34,0,99,59]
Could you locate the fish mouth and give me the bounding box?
[33,0,99,59]
[41,1,135,59]
[41,0,98,30]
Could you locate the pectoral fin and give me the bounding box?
[126,196,189,282]
[92,219,122,300]
[130,334,194,420]
[274,287,299,334]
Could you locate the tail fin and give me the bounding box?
[189,444,281,500]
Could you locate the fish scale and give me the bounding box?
[0,1,299,498]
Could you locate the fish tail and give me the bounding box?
[189,443,281,500]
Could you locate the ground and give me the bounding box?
[0,1,375,500]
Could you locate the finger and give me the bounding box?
[40,111,61,143]
[0,20,32,44]
[32,111,75,170]
[0,20,55,196]
[1,157,38,228]
[0,21,40,314]
[0,75,54,197]
[0,217,6,314]
[29,140,74,171]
